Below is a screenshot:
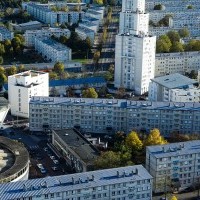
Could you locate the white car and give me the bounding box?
[53,159,59,165]
[37,163,43,169]
[50,156,55,160]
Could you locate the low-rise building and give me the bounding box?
[0,165,152,200]
[0,26,13,41]
[49,76,106,96]
[0,97,9,124]
[148,73,200,102]
[25,28,70,46]
[13,21,42,32]
[52,129,100,172]
[29,97,200,135]
[146,140,200,193]
[34,38,72,62]
[155,52,200,77]
[75,27,95,43]
[79,21,98,32]
[8,70,49,118]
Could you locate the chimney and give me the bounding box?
[135,168,138,175]
[44,181,48,188]
[116,171,120,177]
[72,177,75,184]
[91,175,94,181]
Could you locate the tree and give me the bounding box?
[159,35,172,47]
[170,41,184,52]
[50,87,59,96]
[94,151,121,169]
[167,31,180,44]
[125,131,143,151]
[178,28,190,38]
[144,129,167,146]
[0,73,7,90]
[93,0,103,5]
[49,71,58,80]
[156,39,171,53]
[0,56,3,64]
[98,85,108,97]
[59,35,68,44]
[187,5,193,9]
[184,40,200,51]
[171,196,178,200]
[5,66,17,76]
[0,66,5,74]
[93,51,100,64]
[18,65,25,73]
[82,87,98,98]
[53,62,65,75]
[154,4,163,10]
[0,44,5,55]
[116,87,126,99]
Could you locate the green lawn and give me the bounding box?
[72,59,91,64]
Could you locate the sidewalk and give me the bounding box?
[153,190,199,200]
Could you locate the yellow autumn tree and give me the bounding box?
[144,128,167,146]
[171,196,178,200]
[125,131,143,151]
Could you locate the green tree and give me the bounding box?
[187,5,193,9]
[156,39,171,53]
[0,73,7,90]
[144,128,168,146]
[159,35,172,47]
[0,66,5,74]
[170,41,184,52]
[94,151,121,169]
[98,85,108,97]
[154,4,163,10]
[185,40,200,51]
[0,56,3,64]
[17,65,25,73]
[178,28,190,38]
[82,87,98,98]
[93,51,100,64]
[167,31,180,44]
[5,66,17,76]
[49,71,58,80]
[53,62,65,75]
[59,35,68,44]
[93,0,103,5]
[125,131,143,151]
[0,44,5,55]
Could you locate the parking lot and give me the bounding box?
[0,125,73,179]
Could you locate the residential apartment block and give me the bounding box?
[34,38,72,62]
[8,71,49,118]
[155,51,200,77]
[0,165,152,200]
[75,27,95,43]
[148,73,200,102]
[13,21,42,32]
[146,140,200,193]
[25,28,70,46]
[22,2,85,26]
[52,129,100,172]
[114,0,156,95]
[0,26,13,41]
[29,97,200,135]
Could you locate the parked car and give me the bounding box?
[50,156,55,160]
[53,159,59,165]
[51,166,59,171]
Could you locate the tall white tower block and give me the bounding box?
[115,0,156,95]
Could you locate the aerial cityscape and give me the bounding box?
[0,0,199,200]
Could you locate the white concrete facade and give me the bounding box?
[25,28,70,46]
[0,165,153,200]
[114,0,156,95]
[155,52,200,77]
[148,73,200,102]
[146,140,200,193]
[34,38,72,62]
[8,71,49,118]
[29,97,200,135]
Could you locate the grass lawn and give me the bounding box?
[72,59,91,64]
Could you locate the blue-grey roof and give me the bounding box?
[147,140,200,158]
[49,76,106,87]
[151,73,197,89]
[30,97,200,111]
[0,165,152,199]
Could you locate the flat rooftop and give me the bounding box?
[0,136,29,182]
[18,21,42,27]
[30,97,200,111]
[37,38,71,51]
[147,140,200,158]
[0,165,152,199]
[11,70,47,78]
[76,26,94,33]
[53,129,99,165]
[151,73,197,89]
